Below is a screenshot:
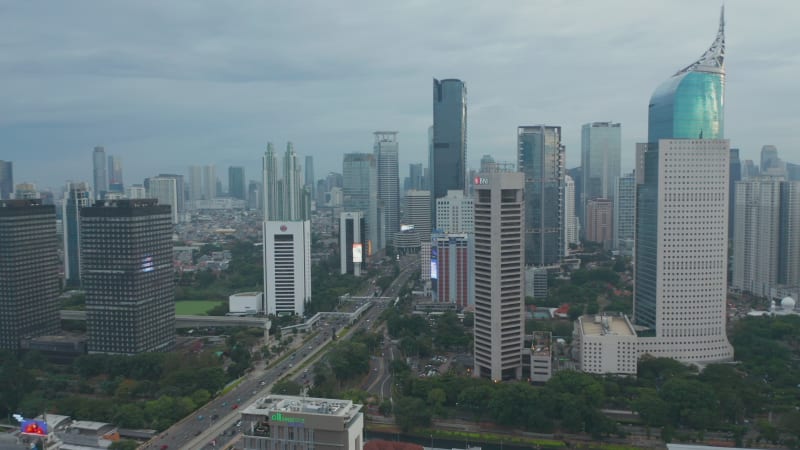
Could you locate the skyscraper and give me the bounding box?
[229,166,246,200]
[147,176,180,224]
[760,145,780,174]
[634,8,734,363]
[283,143,303,221]
[779,182,800,288]
[431,78,467,228]
[188,165,203,206]
[472,170,525,381]
[263,221,311,316]
[0,160,14,199]
[585,198,613,246]
[343,153,379,254]
[107,155,124,192]
[431,232,472,309]
[563,175,578,252]
[82,199,175,354]
[263,143,280,221]
[92,146,108,200]
[407,163,423,192]
[202,165,216,201]
[157,174,185,214]
[580,122,621,227]
[0,199,61,350]
[435,190,474,234]
[614,173,636,255]
[63,182,92,285]
[729,148,741,240]
[403,190,431,241]
[374,132,400,247]
[340,211,365,277]
[518,126,565,266]
[304,155,315,198]
[127,185,146,199]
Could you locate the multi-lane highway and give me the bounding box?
[142,255,417,450]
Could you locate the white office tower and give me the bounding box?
[202,165,216,201]
[614,173,636,255]
[126,185,146,199]
[732,178,800,298]
[435,190,474,234]
[404,190,431,240]
[188,165,203,205]
[146,176,179,224]
[472,171,525,381]
[340,211,365,276]
[563,175,577,253]
[263,221,311,316]
[374,132,400,248]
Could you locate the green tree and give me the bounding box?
[272,380,302,395]
[109,440,139,450]
[394,397,431,432]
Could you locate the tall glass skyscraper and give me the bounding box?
[92,146,107,200]
[0,160,12,200]
[343,153,379,255]
[580,122,621,228]
[374,132,400,248]
[634,8,734,363]
[518,126,564,267]
[430,78,466,228]
[228,166,246,200]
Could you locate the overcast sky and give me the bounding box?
[2,0,798,191]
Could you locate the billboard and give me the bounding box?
[21,419,48,436]
[141,255,155,272]
[430,246,438,280]
[352,243,363,263]
[400,224,415,232]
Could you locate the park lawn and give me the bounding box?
[175,300,225,315]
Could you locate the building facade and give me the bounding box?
[575,315,638,375]
[563,175,578,252]
[435,189,474,234]
[0,160,12,200]
[518,126,564,267]
[585,198,613,246]
[81,199,175,354]
[240,395,364,450]
[0,200,61,350]
[431,78,467,228]
[107,155,124,193]
[374,132,400,248]
[472,170,525,381]
[263,221,311,316]
[229,166,246,200]
[340,212,365,277]
[634,8,734,363]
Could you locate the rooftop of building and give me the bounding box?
[531,331,552,356]
[579,314,635,337]
[243,395,362,419]
[230,292,262,297]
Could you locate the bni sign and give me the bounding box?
[473,177,488,185]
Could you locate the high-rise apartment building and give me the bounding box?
[472,170,525,381]
[581,122,621,227]
[340,212,365,276]
[431,78,467,228]
[202,165,217,201]
[343,153,379,254]
[614,173,636,255]
[107,155,124,192]
[742,160,759,179]
[147,176,179,224]
[435,190,474,234]
[263,221,311,316]
[248,180,262,211]
[63,182,92,285]
[407,163,424,192]
[518,126,564,267]
[374,132,400,247]
[431,232,472,309]
[728,148,741,240]
[82,199,175,354]
[634,8,734,363]
[92,146,108,200]
[157,174,185,214]
[585,198,613,246]
[229,166,246,200]
[14,183,39,200]
[0,200,61,350]
[127,185,146,199]
[761,145,780,174]
[0,160,12,200]
[733,179,800,297]
[564,175,578,252]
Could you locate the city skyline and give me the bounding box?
[3,2,797,190]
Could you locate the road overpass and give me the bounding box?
[59,310,271,331]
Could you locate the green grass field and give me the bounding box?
[174,300,225,315]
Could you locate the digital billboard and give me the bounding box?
[20,419,48,436]
[400,224,415,232]
[430,246,438,280]
[352,243,363,263]
[141,255,155,272]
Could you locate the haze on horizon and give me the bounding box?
[1,0,797,189]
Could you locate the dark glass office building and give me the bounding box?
[229,166,246,200]
[81,199,175,354]
[430,78,466,228]
[518,126,565,267]
[0,160,12,200]
[0,199,61,350]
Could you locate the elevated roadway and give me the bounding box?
[59,310,271,330]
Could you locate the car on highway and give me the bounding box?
[231,404,239,410]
